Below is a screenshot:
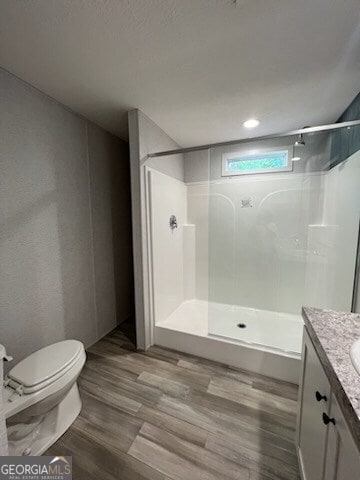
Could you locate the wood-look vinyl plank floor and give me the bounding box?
[46,323,300,479]
[205,433,299,480]
[130,422,250,480]
[136,404,208,447]
[184,387,296,443]
[47,428,166,480]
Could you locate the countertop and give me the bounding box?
[302,306,360,449]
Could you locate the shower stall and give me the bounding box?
[139,120,360,382]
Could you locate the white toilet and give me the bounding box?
[3,340,86,456]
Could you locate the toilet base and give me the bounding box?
[7,383,82,456]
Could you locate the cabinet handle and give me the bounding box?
[322,413,336,426]
[315,391,327,402]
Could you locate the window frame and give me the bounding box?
[221,145,293,177]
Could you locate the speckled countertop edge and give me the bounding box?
[302,306,360,449]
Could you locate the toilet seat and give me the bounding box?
[4,340,86,455]
[4,341,86,420]
[6,340,84,395]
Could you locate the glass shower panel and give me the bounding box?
[304,124,360,313]
[207,132,330,354]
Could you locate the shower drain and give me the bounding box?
[237,323,247,329]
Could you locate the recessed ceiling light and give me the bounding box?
[243,119,260,129]
[292,156,301,162]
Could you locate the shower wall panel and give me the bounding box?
[147,168,187,324]
[305,149,360,311]
[188,173,323,314]
[187,183,210,302]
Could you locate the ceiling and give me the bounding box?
[0,0,359,147]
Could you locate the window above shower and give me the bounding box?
[222,146,292,176]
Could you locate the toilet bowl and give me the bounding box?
[3,340,86,456]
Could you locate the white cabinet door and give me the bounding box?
[297,328,331,480]
[323,395,360,480]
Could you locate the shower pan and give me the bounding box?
[144,121,360,382]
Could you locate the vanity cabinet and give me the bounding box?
[297,328,360,480]
[323,395,360,480]
[297,328,331,480]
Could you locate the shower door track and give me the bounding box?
[146,119,360,158]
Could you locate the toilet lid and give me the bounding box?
[8,340,83,388]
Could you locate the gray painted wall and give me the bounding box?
[128,109,183,350]
[331,92,360,168]
[184,149,209,183]
[140,112,184,181]
[0,68,133,372]
[88,123,133,339]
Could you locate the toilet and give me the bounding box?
[3,340,86,456]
